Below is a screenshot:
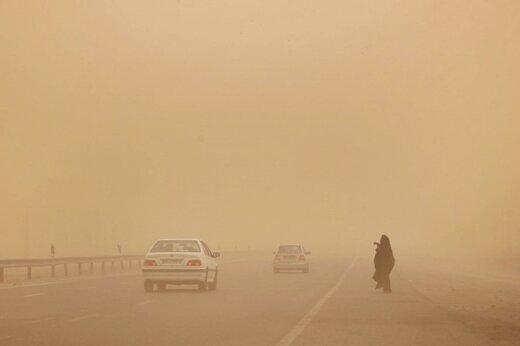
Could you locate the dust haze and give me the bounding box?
[1,1,519,261]
[2,2,520,346]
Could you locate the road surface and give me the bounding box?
[1,255,519,345]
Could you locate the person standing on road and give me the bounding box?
[372,235,395,293]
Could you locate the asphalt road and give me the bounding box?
[1,255,519,346]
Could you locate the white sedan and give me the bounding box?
[273,244,310,273]
[142,238,220,292]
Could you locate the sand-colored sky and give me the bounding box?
[1,1,519,258]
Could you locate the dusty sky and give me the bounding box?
[1,1,519,258]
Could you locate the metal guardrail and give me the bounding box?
[0,255,143,283]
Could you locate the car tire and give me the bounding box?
[198,282,207,292]
[157,282,167,291]
[144,280,154,293]
[208,272,218,291]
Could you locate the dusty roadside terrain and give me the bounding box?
[400,257,520,330]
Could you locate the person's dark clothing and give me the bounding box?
[372,235,395,293]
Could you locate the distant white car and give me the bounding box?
[273,244,310,273]
[142,238,220,292]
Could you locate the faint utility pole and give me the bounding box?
[24,207,30,258]
[50,243,55,258]
[117,243,122,256]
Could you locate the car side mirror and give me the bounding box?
[305,251,311,255]
[213,252,221,258]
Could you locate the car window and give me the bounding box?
[150,240,201,253]
[200,241,212,257]
[277,245,301,254]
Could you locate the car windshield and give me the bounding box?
[277,245,301,254]
[150,240,201,253]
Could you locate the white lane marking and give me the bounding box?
[69,314,99,322]
[24,319,43,325]
[21,317,55,326]
[137,300,154,306]
[276,257,358,346]
[19,317,55,325]
[23,293,44,298]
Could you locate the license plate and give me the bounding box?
[161,258,183,264]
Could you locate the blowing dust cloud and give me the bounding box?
[1,2,519,345]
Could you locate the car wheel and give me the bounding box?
[198,282,207,292]
[157,282,167,291]
[208,272,218,291]
[144,280,154,293]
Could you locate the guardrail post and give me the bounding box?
[0,267,4,283]
[101,261,105,273]
[51,265,55,277]
[89,262,93,274]
[27,266,32,280]
[64,263,68,276]
[78,263,82,275]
